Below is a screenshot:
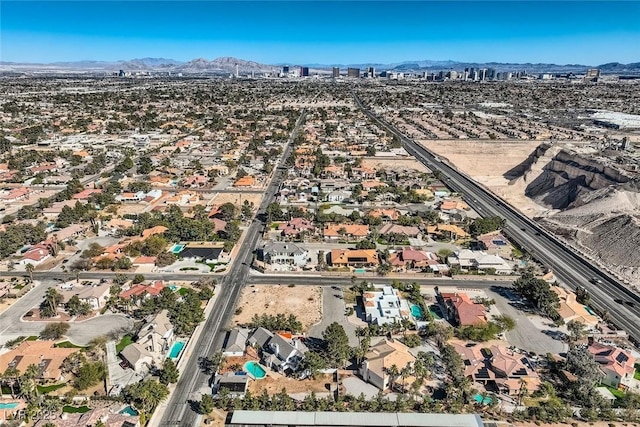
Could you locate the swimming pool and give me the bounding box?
[0,402,18,409]
[244,361,266,379]
[170,244,185,254]
[119,405,139,416]
[410,305,424,320]
[169,284,179,292]
[584,305,596,315]
[168,341,186,359]
[473,393,494,405]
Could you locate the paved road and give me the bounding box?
[308,286,359,347]
[157,110,308,427]
[354,93,640,346]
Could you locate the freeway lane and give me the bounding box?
[354,94,640,344]
[157,111,307,426]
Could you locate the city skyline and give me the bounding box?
[1,1,639,65]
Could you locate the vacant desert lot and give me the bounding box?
[211,192,263,208]
[248,373,334,395]
[419,139,549,217]
[231,285,322,332]
[363,157,430,173]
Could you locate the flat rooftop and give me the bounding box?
[227,411,484,427]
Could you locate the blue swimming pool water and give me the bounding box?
[584,305,596,315]
[473,393,494,405]
[170,244,185,254]
[244,361,266,379]
[169,341,185,359]
[119,405,139,416]
[411,305,424,320]
[169,285,179,292]
[0,402,18,409]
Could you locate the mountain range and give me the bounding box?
[1,56,639,74]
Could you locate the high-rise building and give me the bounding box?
[367,66,375,78]
[487,68,496,80]
[332,67,340,78]
[282,66,290,74]
[300,67,309,77]
[118,69,125,77]
[347,67,360,78]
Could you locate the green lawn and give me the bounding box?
[37,383,66,394]
[178,288,188,296]
[116,335,133,353]
[26,336,38,341]
[602,384,625,399]
[62,405,91,414]
[54,341,84,349]
[635,371,640,381]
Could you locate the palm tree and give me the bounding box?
[385,364,399,391]
[400,365,412,395]
[2,366,20,398]
[25,263,34,284]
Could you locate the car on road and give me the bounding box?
[589,277,603,285]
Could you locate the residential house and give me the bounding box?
[362,286,411,325]
[367,208,400,222]
[452,342,540,395]
[247,328,307,374]
[72,188,102,200]
[388,248,448,273]
[278,218,315,240]
[360,338,416,390]
[17,243,52,266]
[378,223,422,239]
[427,224,469,241]
[326,190,352,203]
[437,291,487,326]
[122,309,175,368]
[448,249,512,274]
[477,232,513,259]
[0,340,80,381]
[260,241,309,268]
[63,282,111,310]
[588,341,637,390]
[330,249,379,268]
[552,286,599,327]
[223,327,249,357]
[234,176,256,187]
[323,224,369,242]
[214,372,249,397]
[179,243,227,263]
[439,199,469,213]
[51,223,87,242]
[262,332,307,374]
[0,187,31,202]
[120,281,165,301]
[120,344,154,372]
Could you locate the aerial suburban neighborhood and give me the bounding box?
[0,57,640,427]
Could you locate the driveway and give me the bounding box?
[342,376,380,399]
[308,286,359,346]
[67,314,134,346]
[485,287,567,355]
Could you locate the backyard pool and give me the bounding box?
[168,341,186,359]
[584,305,596,315]
[169,284,179,292]
[119,405,139,416]
[244,361,266,379]
[473,393,495,405]
[0,402,18,409]
[410,305,424,320]
[170,244,185,254]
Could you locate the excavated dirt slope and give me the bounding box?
[419,138,640,285]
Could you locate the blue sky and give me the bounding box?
[1,1,639,64]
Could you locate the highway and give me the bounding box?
[157,111,307,426]
[353,93,640,344]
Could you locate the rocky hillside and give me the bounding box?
[506,146,640,284]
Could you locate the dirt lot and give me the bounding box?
[210,192,263,208]
[363,158,430,173]
[248,373,334,395]
[418,139,549,217]
[231,285,322,332]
